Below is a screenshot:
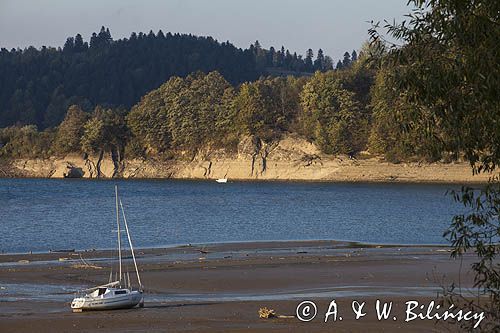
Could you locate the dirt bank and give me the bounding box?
[3,135,491,183]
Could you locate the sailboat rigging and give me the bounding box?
[71,186,144,312]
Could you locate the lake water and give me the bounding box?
[0,179,461,253]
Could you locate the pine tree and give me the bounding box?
[89,32,99,48]
[285,50,292,69]
[351,50,358,62]
[278,46,285,67]
[342,52,351,68]
[254,41,267,71]
[314,49,325,71]
[269,47,276,66]
[74,34,87,52]
[323,56,334,71]
[254,40,261,53]
[305,49,314,71]
[63,37,74,53]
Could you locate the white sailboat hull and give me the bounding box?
[71,186,144,313]
[71,290,143,312]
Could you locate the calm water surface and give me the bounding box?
[0,179,461,252]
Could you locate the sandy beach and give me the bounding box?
[0,241,479,332]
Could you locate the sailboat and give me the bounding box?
[216,170,229,183]
[71,186,144,312]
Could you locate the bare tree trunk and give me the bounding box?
[96,149,104,178]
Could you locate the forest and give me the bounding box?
[0,27,341,130]
[0,27,452,164]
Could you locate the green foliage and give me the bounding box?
[370,0,499,172]
[81,117,105,154]
[0,51,462,164]
[127,72,235,155]
[0,28,258,130]
[52,105,89,155]
[0,125,54,159]
[81,106,128,157]
[234,76,304,142]
[372,0,500,329]
[0,29,349,131]
[299,71,369,155]
[368,68,444,162]
[128,71,330,156]
[235,81,278,141]
[126,66,374,158]
[445,179,500,331]
[0,34,464,165]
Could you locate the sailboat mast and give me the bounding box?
[119,199,143,288]
[115,185,122,283]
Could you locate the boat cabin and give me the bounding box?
[89,287,130,298]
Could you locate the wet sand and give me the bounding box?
[0,241,477,332]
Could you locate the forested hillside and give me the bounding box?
[0,28,459,166]
[0,27,342,130]
[0,40,427,166]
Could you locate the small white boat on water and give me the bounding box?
[216,178,228,183]
[71,186,144,312]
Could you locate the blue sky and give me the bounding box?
[0,0,410,61]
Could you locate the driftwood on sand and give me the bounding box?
[258,307,295,319]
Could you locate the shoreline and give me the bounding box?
[0,175,491,185]
[0,239,450,258]
[2,134,493,183]
[0,239,475,332]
